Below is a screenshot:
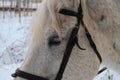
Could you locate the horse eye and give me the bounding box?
[48,35,61,47]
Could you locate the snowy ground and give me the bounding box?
[0,12,31,80]
[0,12,120,80]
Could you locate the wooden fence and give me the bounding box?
[0,0,42,20]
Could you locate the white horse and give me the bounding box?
[13,0,120,80]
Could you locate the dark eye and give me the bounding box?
[48,35,61,47]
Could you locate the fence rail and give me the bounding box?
[0,6,36,11]
[0,0,42,20]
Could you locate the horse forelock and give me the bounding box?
[30,0,80,45]
[46,0,80,37]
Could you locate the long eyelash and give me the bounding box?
[48,35,61,47]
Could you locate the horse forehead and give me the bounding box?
[45,15,76,38]
[45,24,73,40]
[47,0,78,10]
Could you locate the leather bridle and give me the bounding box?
[12,0,104,80]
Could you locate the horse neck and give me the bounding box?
[81,0,120,74]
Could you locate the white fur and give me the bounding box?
[14,0,120,80]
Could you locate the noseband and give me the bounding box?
[12,0,104,80]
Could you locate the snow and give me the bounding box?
[0,12,120,80]
[0,12,31,80]
[0,63,21,80]
[94,70,120,80]
[0,12,30,65]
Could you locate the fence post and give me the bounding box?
[10,0,13,18]
[2,0,5,18]
[16,0,21,22]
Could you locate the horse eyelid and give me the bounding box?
[48,35,61,47]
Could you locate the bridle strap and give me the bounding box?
[79,3,102,63]
[12,0,102,80]
[59,0,102,63]
[55,1,102,80]
[82,23,102,63]
[97,67,107,75]
[55,1,84,80]
[12,68,49,80]
[55,27,83,80]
